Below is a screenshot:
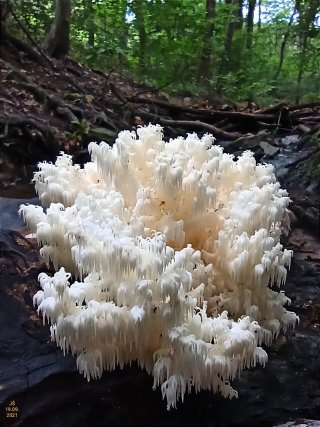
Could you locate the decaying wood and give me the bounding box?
[255,102,287,114]
[289,101,320,111]
[136,111,241,140]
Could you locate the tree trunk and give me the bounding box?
[0,0,10,57]
[246,0,256,50]
[295,0,319,104]
[220,0,242,74]
[44,0,72,59]
[197,0,216,84]
[273,7,296,80]
[131,0,147,78]
[86,0,94,47]
[0,0,10,23]
[257,0,262,29]
[234,0,243,30]
[295,33,307,105]
[118,0,129,70]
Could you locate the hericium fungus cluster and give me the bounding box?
[20,124,298,409]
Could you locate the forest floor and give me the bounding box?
[0,33,320,427]
[1,29,320,189]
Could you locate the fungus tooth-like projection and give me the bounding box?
[20,124,298,410]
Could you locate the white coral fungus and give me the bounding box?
[20,124,298,410]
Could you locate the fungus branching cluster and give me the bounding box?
[20,124,298,409]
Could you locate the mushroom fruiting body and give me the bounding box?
[20,124,298,410]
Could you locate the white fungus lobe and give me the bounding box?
[20,124,298,410]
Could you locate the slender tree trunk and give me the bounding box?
[118,0,129,70]
[295,0,319,104]
[44,0,72,58]
[257,0,262,29]
[246,0,256,50]
[86,0,94,47]
[0,1,10,25]
[235,0,243,30]
[0,0,10,56]
[245,0,256,102]
[273,7,296,80]
[220,0,242,74]
[295,33,307,105]
[131,0,147,78]
[197,0,216,84]
[224,16,236,63]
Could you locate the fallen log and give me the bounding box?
[255,103,286,114]
[289,101,320,111]
[136,109,241,140]
[126,96,278,123]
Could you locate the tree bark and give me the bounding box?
[197,0,216,84]
[235,0,243,30]
[86,0,94,47]
[0,0,10,23]
[257,0,262,29]
[220,0,242,74]
[44,0,72,59]
[131,0,147,78]
[273,7,296,80]
[295,0,319,104]
[246,0,256,50]
[118,0,129,70]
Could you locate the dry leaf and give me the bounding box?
[134,116,143,125]
[85,94,94,104]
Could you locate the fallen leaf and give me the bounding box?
[85,94,94,104]
[25,100,38,106]
[134,116,143,125]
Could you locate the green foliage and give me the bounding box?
[66,119,90,139]
[8,0,320,104]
